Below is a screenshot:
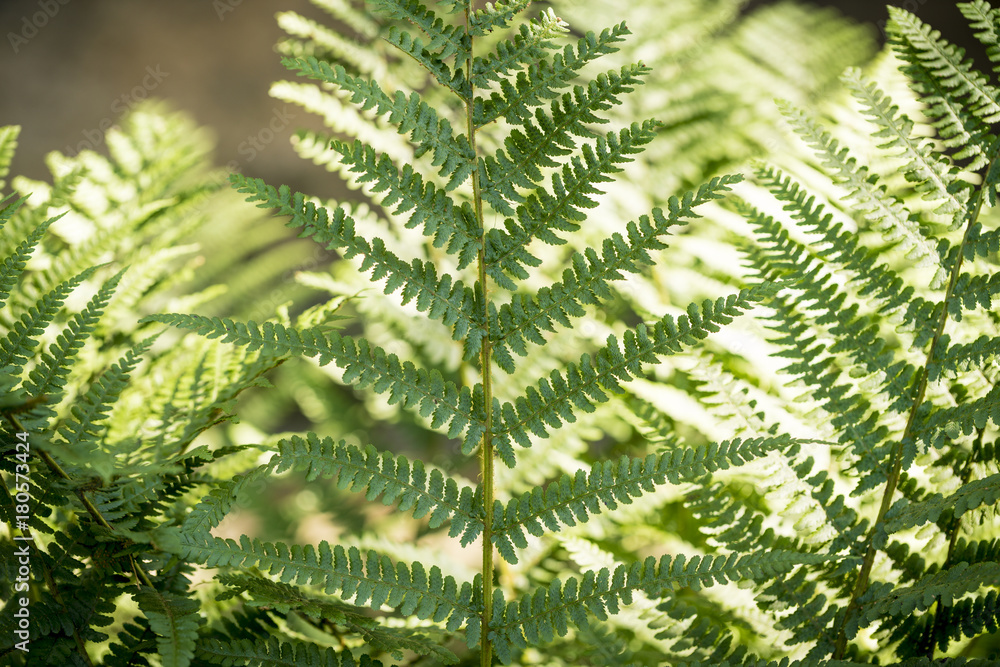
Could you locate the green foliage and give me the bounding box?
[5,0,1000,665]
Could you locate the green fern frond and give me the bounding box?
[225,176,484,354]
[217,571,459,663]
[383,25,466,96]
[492,435,801,564]
[744,165,940,346]
[884,473,1000,533]
[143,313,485,450]
[888,5,1000,170]
[474,22,632,128]
[469,0,532,36]
[373,0,468,60]
[275,10,377,74]
[856,562,1000,634]
[330,139,480,269]
[493,284,775,466]
[842,67,969,216]
[271,433,484,544]
[280,56,475,187]
[196,636,385,667]
[485,119,661,289]
[961,1,1000,71]
[0,202,54,311]
[21,268,126,427]
[0,125,17,191]
[480,62,651,215]
[470,9,569,90]
[182,464,274,536]
[134,588,200,667]
[489,549,835,664]
[0,263,100,373]
[49,335,159,479]
[177,533,476,630]
[776,101,947,284]
[491,173,743,369]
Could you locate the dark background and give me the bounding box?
[0,1,988,200]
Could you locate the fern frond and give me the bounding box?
[0,203,53,311]
[489,550,835,664]
[0,263,100,372]
[142,314,485,451]
[777,101,946,284]
[856,562,1000,634]
[475,22,632,127]
[271,433,484,544]
[382,25,466,96]
[177,534,476,630]
[275,10,377,75]
[492,174,743,369]
[49,335,159,479]
[961,1,1000,71]
[745,165,940,346]
[485,120,661,289]
[0,125,17,191]
[225,176,484,355]
[888,5,1000,171]
[196,636,385,666]
[182,464,274,536]
[134,589,200,667]
[470,9,569,90]
[217,571,459,663]
[492,435,800,564]
[21,268,126,428]
[330,139,480,269]
[884,473,1000,533]
[842,67,968,216]
[469,0,532,36]
[480,63,652,215]
[372,0,468,61]
[280,56,475,187]
[494,284,775,466]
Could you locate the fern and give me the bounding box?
[8,0,1000,664]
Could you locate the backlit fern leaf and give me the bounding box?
[470,9,569,90]
[491,173,743,369]
[776,101,947,285]
[271,432,484,544]
[485,119,661,290]
[489,550,834,663]
[280,56,475,187]
[196,636,385,667]
[0,264,99,372]
[480,62,652,215]
[474,22,632,127]
[225,175,484,356]
[888,5,1000,173]
[21,268,126,428]
[492,435,800,564]
[493,284,775,465]
[330,139,480,269]
[49,335,159,480]
[842,67,969,216]
[134,589,200,667]
[142,313,485,451]
[176,533,477,631]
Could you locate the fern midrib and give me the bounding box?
[465,5,496,665]
[833,135,1000,659]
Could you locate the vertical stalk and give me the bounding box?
[832,144,999,659]
[463,5,495,665]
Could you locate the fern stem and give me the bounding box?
[833,142,1000,659]
[464,5,495,664]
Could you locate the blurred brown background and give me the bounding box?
[0,0,986,201]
